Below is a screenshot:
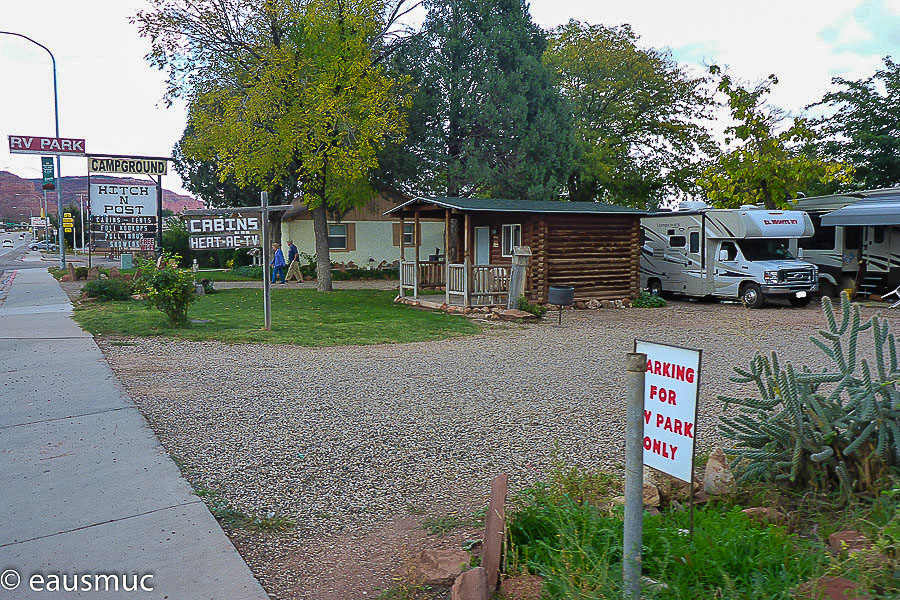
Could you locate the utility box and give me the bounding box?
[121,253,133,270]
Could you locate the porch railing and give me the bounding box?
[400,260,417,297]
[447,263,468,304]
[405,260,512,306]
[471,264,511,305]
[418,260,445,289]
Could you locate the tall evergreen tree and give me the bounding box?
[808,56,900,192]
[380,0,574,200]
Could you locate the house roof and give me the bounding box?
[384,196,646,216]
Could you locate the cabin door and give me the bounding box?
[474,227,490,265]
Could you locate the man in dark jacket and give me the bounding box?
[287,240,299,264]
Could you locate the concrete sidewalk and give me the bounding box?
[0,268,268,599]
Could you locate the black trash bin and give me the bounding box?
[548,285,575,325]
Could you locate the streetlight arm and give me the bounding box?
[1,30,64,267]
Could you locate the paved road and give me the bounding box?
[0,267,268,599]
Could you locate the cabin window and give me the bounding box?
[799,213,836,250]
[874,226,885,244]
[502,224,521,257]
[403,223,415,245]
[668,235,686,248]
[328,224,348,249]
[689,232,700,253]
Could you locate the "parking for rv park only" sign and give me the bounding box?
[634,340,701,483]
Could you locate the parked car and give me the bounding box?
[18,233,26,239]
[29,240,58,251]
[2,240,13,248]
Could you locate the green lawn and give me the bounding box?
[73,288,479,346]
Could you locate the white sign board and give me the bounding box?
[31,217,48,227]
[635,340,701,483]
[89,184,158,217]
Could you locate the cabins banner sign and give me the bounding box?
[634,340,701,483]
[186,213,261,249]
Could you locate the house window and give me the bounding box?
[328,224,348,249]
[501,224,521,257]
[668,235,686,248]
[403,223,415,245]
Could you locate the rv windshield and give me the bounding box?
[737,239,795,261]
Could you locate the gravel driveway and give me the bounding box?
[97,298,897,598]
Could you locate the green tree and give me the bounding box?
[699,67,853,209]
[381,0,574,200]
[544,21,716,208]
[173,125,263,209]
[808,56,900,192]
[135,0,411,291]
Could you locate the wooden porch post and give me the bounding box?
[413,208,420,299]
[463,212,471,307]
[445,209,451,304]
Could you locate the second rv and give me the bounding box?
[640,202,819,308]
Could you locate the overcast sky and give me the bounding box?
[1,0,898,196]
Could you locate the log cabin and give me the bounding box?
[385,197,645,305]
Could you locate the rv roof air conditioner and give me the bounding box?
[677,200,708,212]
[740,204,760,210]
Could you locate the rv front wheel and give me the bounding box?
[740,283,765,309]
[648,279,663,297]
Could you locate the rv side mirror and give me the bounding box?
[718,249,729,262]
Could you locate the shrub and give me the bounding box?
[632,291,666,308]
[133,253,199,327]
[83,278,132,301]
[231,264,263,279]
[75,266,89,280]
[719,293,899,494]
[517,295,547,317]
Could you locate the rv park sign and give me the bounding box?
[8,135,86,155]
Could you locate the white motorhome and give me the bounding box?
[788,189,899,299]
[641,202,818,308]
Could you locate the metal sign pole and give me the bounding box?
[623,352,647,600]
[260,192,272,331]
[87,171,91,270]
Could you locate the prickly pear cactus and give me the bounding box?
[719,293,900,493]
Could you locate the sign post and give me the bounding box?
[261,192,272,331]
[623,352,648,600]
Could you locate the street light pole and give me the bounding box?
[0,31,66,268]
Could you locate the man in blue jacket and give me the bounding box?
[270,242,286,284]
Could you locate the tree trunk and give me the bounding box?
[761,181,775,210]
[311,203,333,291]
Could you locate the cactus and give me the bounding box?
[718,292,900,494]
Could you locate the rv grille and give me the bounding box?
[779,268,815,283]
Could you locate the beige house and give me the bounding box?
[280,194,445,268]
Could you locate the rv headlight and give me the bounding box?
[764,270,779,284]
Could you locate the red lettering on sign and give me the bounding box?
[644,410,651,424]
[644,437,679,460]
[645,359,695,383]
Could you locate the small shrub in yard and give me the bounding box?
[133,253,199,327]
[719,293,899,494]
[632,291,667,308]
[518,295,547,317]
[82,278,132,301]
[75,266,89,280]
[231,264,263,279]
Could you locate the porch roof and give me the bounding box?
[384,196,646,218]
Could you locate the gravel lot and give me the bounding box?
[97,298,897,598]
